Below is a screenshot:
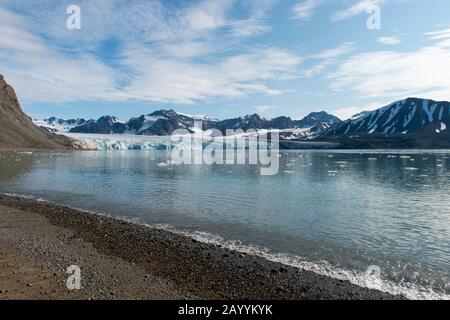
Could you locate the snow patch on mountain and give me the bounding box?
[323,98,450,137]
[34,117,86,133]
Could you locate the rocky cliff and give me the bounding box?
[0,75,73,149]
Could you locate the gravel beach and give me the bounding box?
[0,194,402,300]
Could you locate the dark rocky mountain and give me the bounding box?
[130,110,196,135]
[0,75,73,149]
[296,111,342,128]
[323,98,449,136]
[211,112,341,134]
[70,116,126,134]
[317,98,450,148]
[213,114,270,133]
[42,110,341,136]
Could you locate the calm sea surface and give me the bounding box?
[0,150,449,299]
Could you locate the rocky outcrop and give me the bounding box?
[0,75,73,149]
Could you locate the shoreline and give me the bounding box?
[0,194,402,300]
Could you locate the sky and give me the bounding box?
[1,0,450,121]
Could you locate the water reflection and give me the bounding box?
[0,150,449,297]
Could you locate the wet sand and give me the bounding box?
[0,194,403,300]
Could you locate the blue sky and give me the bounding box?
[1,0,450,121]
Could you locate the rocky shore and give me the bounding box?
[0,194,403,300]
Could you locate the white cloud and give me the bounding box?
[0,0,272,47]
[425,28,450,40]
[120,45,300,104]
[253,105,273,113]
[377,36,401,45]
[331,102,382,120]
[329,33,450,101]
[0,7,120,103]
[293,0,323,21]
[314,42,354,59]
[332,0,388,21]
[302,42,354,77]
[0,3,301,105]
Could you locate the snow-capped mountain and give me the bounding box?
[126,110,202,135]
[68,110,209,136]
[36,110,341,137]
[296,111,342,128]
[69,116,125,134]
[212,112,341,134]
[34,117,87,133]
[323,98,449,137]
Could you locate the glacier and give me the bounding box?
[67,133,176,150]
[65,132,277,151]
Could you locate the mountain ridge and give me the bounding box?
[37,110,342,137]
[0,75,73,149]
[316,97,450,148]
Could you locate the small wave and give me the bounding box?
[2,192,449,300]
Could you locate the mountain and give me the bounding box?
[296,111,342,128]
[68,110,203,136]
[0,75,73,149]
[319,98,450,148]
[324,98,449,136]
[213,112,341,134]
[39,110,341,137]
[126,110,199,135]
[35,117,87,133]
[69,116,126,134]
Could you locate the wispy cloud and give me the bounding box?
[328,31,450,101]
[302,42,354,77]
[118,44,300,104]
[377,36,402,45]
[0,7,119,103]
[425,28,450,41]
[253,105,274,113]
[0,3,300,105]
[332,102,383,120]
[293,0,323,21]
[0,1,303,105]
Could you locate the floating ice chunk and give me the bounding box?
[157,160,176,167]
